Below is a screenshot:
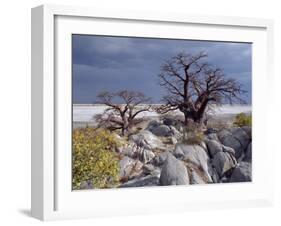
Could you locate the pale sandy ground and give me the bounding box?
[73,104,251,129]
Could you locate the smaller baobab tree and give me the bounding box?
[157,52,246,127]
[95,90,152,136]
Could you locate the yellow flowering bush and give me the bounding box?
[72,128,121,190]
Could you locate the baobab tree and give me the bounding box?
[95,90,152,136]
[157,52,245,126]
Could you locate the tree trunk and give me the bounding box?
[194,99,209,124]
[183,110,195,126]
[182,108,206,130]
[121,115,129,136]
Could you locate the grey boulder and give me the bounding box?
[119,142,139,158]
[119,175,160,188]
[146,120,161,130]
[163,117,175,126]
[205,139,223,158]
[241,126,252,138]
[207,133,220,141]
[160,155,189,186]
[130,130,164,150]
[119,156,143,179]
[142,164,156,175]
[174,144,212,182]
[138,148,155,164]
[222,145,236,157]
[218,128,250,159]
[212,151,237,178]
[230,127,251,150]
[205,136,236,158]
[170,126,182,139]
[230,161,252,182]
[170,136,178,145]
[150,125,173,137]
[208,165,220,183]
[243,142,252,162]
[153,151,173,166]
[189,170,207,184]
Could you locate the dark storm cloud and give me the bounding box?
[72,35,252,104]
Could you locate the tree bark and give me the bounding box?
[182,110,195,126]
[194,99,208,123]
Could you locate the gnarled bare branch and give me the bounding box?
[95,90,152,136]
[158,52,246,125]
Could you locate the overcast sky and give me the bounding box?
[72,35,252,104]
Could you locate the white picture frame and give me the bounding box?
[31,4,274,221]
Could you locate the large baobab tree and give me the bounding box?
[158,52,245,126]
[95,90,152,136]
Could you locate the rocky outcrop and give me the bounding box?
[218,128,250,159]
[163,117,175,126]
[162,117,184,132]
[146,119,182,140]
[170,126,182,139]
[129,130,164,150]
[153,151,173,166]
[138,149,155,164]
[230,127,250,150]
[243,142,252,162]
[212,151,237,178]
[218,130,241,158]
[150,125,172,137]
[119,175,160,187]
[174,143,212,182]
[119,156,143,179]
[189,170,207,184]
[159,154,189,185]
[119,141,155,164]
[206,133,220,142]
[222,145,236,157]
[142,164,159,175]
[241,126,252,138]
[119,142,139,158]
[230,162,252,182]
[117,120,251,188]
[205,139,223,157]
[146,120,161,130]
[208,164,220,183]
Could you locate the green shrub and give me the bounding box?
[233,113,252,127]
[72,128,121,189]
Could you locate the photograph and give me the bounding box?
[72,35,252,190]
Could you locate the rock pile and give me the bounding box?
[115,118,252,188]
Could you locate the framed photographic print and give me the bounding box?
[31,4,274,221]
